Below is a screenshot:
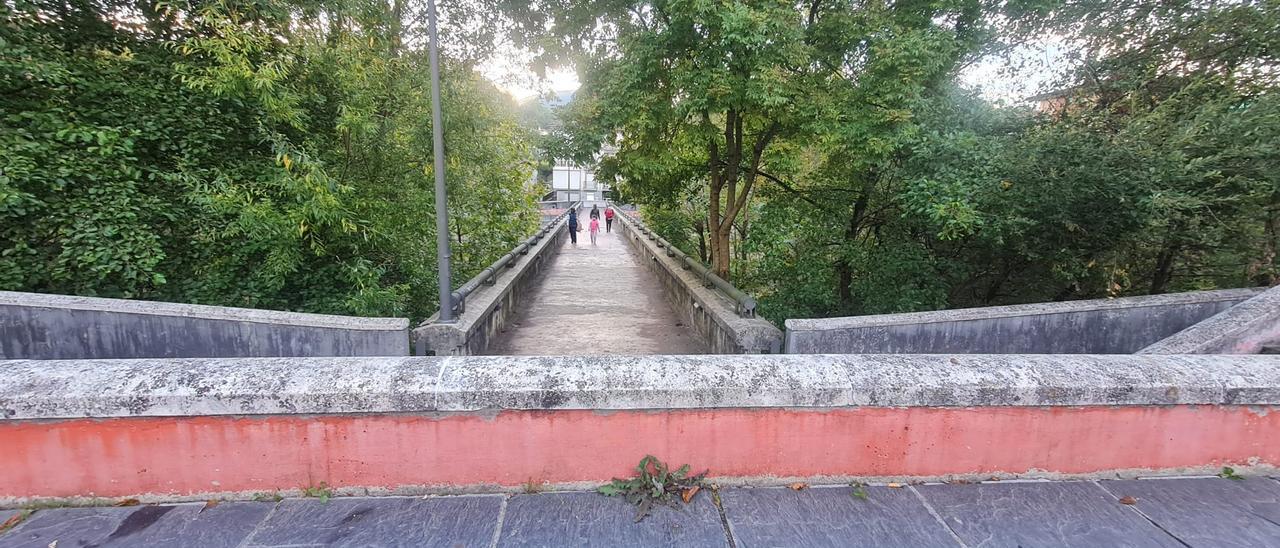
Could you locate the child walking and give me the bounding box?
[589,216,600,245]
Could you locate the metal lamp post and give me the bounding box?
[427,0,454,323]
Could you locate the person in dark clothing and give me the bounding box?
[589,205,600,220]
[567,207,579,244]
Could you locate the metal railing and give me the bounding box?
[448,202,580,315]
[610,204,759,318]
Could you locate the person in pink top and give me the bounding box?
[604,206,615,232]
[589,216,600,245]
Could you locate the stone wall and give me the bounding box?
[412,215,570,355]
[785,288,1260,354]
[2,353,1278,501]
[613,210,783,354]
[0,291,409,359]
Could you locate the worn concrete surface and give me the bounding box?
[0,291,409,360]
[785,287,1259,354]
[3,478,1277,547]
[1141,284,1280,354]
[5,354,1280,419]
[484,225,707,356]
[412,214,570,356]
[612,208,783,354]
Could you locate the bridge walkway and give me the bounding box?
[484,220,706,355]
[2,477,1271,546]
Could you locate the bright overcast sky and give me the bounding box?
[477,44,580,102]
[479,39,1068,105]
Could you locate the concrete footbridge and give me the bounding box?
[413,201,785,356]
[3,202,1280,546]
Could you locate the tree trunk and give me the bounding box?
[836,177,874,309]
[1256,197,1279,286]
[836,263,853,308]
[694,217,708,263]
[1150,244,1178,294]
[703,111,776,281]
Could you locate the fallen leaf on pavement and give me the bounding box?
[788,482,809,491]
[114,499,140,507]
[681,486,700,503]
[887,482,905,488]
[203,500,220,511]
[1119,496,1138,505]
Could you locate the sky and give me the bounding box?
[477,45,580,102]
[478,39,1069,105]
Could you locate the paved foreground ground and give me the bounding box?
[2,477,1279,547]
[484,224,707,355]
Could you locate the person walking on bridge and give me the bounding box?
[589,215,600,245]
[589,204,600,221]
[604,206,615,233]
[568,207,579,245]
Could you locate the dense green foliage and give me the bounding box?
[508,0,1280,323]
[5,0,1278,326]
[1,0,538,321]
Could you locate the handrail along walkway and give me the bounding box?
[611,204,759,318]
[447,202,580,316]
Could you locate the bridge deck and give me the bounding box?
[484,222,707,355]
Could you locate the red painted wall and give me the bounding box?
[4,406,1278,499]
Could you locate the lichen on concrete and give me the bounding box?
[1140,285,1280,354]
[3,354,1280,420]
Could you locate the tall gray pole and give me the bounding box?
[427,0,454,323]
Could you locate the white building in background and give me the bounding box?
[542,144,617,203]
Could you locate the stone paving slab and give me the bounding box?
[1099,477,1280,547]
[243,496,501,548]
[0,506,147,548]
[5,479,1280,547]
[914,481,1182,547]
[721,485,959,547]
[0,503,275,548]
[496,491,727,547]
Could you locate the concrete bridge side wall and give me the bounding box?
[412,216,571,356]
[1139,285,1280,354]
[785,288,1261,354]
[0,291,409,359]
[2,354,1278,502]
[614,210,783,354]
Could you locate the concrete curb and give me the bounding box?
[0,291,409,330]
[412,215,570,355]
[613,209,783,354]
[3,354,1279,420]
[1140,285,1280,354]
[784,288,1260,354]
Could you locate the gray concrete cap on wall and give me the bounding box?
[784,288,1262,331]
[0,291,409,330]
[2,354,1279,420]
[1140,285,1280,354]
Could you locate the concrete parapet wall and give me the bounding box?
[0,291,409,359]
[785,288,1260,354]
[2,353,1279,501]
[412,217,570,356]
[1140,285,1280,354]
[614,211,782,353]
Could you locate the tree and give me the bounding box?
[1,0,539,322]
[507,0,994,281]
